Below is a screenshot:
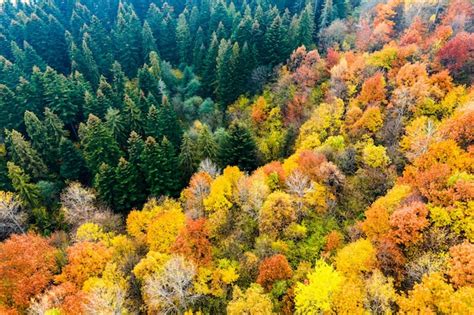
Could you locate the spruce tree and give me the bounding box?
[179,132,198,181]
[79,114,121,175]
[5,129,48,180]
[59,137,88,181]
[176,13,192,65]
[197,124,218,162]
[94,163,116,209]
[142,21,158,63]
[7,162,42,208]
[219,123,259,172]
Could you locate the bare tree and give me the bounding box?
[198,158,221,178]
[0,191,26,240]
[60,182,120,234]
[144,256,198,314]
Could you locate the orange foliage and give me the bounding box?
[172,218,212,266]
[448,241,474,288]
[262,161,286,183]
[439,105,474,148]
[256,254,293,290]
[56,241,112,287]
[400,17,426,46]
[324,230,343,253]
[358,72,386,107]
[376,237,406,281]
[0,233,57,311]
[297,150,327,181]
[389,201,429,245]
[401,140,473,206]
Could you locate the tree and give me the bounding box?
[259,191,296,238]
[5,129,48,180]
[56,241,112,287]
[179,132,198,181]
[0,191,26,240]
[114,157,145,213]
[219,123,259,172]
[171,218,212,266]
[437,32,474,83]
[7,162,41,209]
[79,114,121,175]
[448,241,474,288]
[197,124,218,162]
[256,254,293,290]
[0,233,57,312]
[144,256,198,313]
[59,137,88,181]
[227,284,275,315]
[389,201,429,245]
[295,260,342,314]
[176,13,192,65]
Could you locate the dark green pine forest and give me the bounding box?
[0,0,353,228]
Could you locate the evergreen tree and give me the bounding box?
[176,13,192,65]
[201,33,219,96]
[114,157,145,213]
[59,137,88,181]
[114,4,142,77]
[179,132,198,181]
[94,163,116,209]
[142,21,158,63]
[215,39,234,107]
[127,131,145,164]
[5,130,48,180]
[0,84,23,133]
[7,162,42,208]
[79,114,121,175]
[197,124,218,162]
[219,123,259,172]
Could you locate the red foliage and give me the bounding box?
[437,32,474,72]
[400,17,426,46]
[389,201,429,245]
[441,0,474,32]
[256,254,293,290]
[172,218,212,266]
[326,48,341,70]
[285,93,308,127]
[0,233,57,311]
[324,230,343,253]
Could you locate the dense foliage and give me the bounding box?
[0,0,473,313]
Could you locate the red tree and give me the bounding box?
[257,254,293,290]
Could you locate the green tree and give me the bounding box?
[79,114,121,175]
[7,162,42,208]
[219,123,259,171]
[59,137,88,181]
[179,132,198,181]
[5,129,48,180]
[176,13,192,65]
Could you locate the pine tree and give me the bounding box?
[176,13,192,65]
[5,129,48,180]
[59,137,88,181]
[179,132,198,181]
[114,157,145,213]
[7,162,42,208]
[197,124,218,162]
[219,123,259,171]
[79,114,121,175]
[142,21,158,63]
[215,39,234,107]
[201,33,219,96]
[94,163,116,209]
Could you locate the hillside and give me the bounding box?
[0,0,473,314]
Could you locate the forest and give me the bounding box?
[0,0,473,313]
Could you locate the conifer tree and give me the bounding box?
[59,137,88,181]
[219,123,259,171]
[179,132,198,181]
[7,162,42,208]
[142,21,158,63]
[5,130,48,180]
[79,114,121,175]
[176,13,192,65]
[197,124,218,162]
[94,163,116,209]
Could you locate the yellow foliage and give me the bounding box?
[227,284,275,315]
[259,191,297,238]
[304,182,335,214]
[194,260,239,298]
[132,251,170,282]
[296,99,344,151]
[75,223,114,244]
[294,260,342,314]
[126,198,185,252]
[362,141,391,168]
[335,239,376,278]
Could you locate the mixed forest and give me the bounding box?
[0,0,473,313]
